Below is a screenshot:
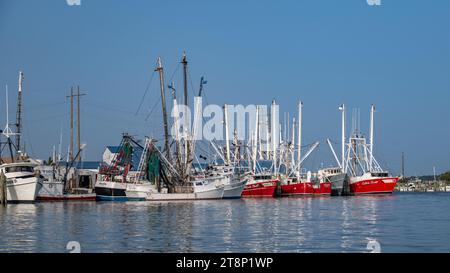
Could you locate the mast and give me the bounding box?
[15,71,24,154]
[297,101,303,170]
[252,106,259,173]
[339,104,346,173]
[271,100,277,174]
[169,83,182,174]
[369,104,375,171]
[233,128,240,164]
[181,52,192,180]
[155,57,171,161]
[58,123,63,162]
[68,87,74,161]
[291,117,295,170]
[401,152,405,180]
[223,104,231,165]
[76,86,86,162]
[181,52,188,107]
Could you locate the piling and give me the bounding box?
[0,170,7,206]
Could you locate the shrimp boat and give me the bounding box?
[202,163,250,199]
[95,134,150,201]
[275,101,330,196]
[36,145,96,202]
[146,176,225,201]
[340,105,398,195]
[242,173,279,197]
[316,166,348,196]
[141,54,227,201]
[0,160,42,202]
[280,170,332,196]
[0,72,42,202]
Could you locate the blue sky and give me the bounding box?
[1,0,449,176]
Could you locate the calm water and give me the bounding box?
[1,192,450,253]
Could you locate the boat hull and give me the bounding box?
[281,181,332,196]
[95,180,127,201]
[330,173,349,196]
[146,186,224,201]
[125,184,153,201]
[6,177,40,202]
[37,181,96,201]
[280,182,314,196]
[37,193,96,201]
[223,178,247,199]
[242,180,278,198]
[350,177,398,195]
[313,182,332,195]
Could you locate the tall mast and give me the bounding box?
[271,100,277,174]
[181,52,192,180]
[252,106,259,173]
[181,52,188,107]
[15,71,24,154]
[58,122,63,162]
[223,104,231,165]
[401,152,405,179]
[339,104,346,173]
[76,86,86,161]
[297,101,303,170]
[369,104,375,171]
[291,117,295,170]
[155,57,171,160]
[67,87,74,161]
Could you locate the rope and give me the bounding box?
[135,71,156,116]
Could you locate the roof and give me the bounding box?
[76,161,103,170]
[105,146,121,153]
[56,161,102,170]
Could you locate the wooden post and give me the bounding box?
[0,170,7,206]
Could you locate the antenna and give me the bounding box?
[3,85,17,162]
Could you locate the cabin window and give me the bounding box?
[5,166,34,173]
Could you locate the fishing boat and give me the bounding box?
[36,146,97,202]
[202,164,249,199]
[0,73,42,202]
[317,167,348,196]
[95,134,144,201]
[146,176,225,201]
[140,55,230,201]
[242,173,278,197]
[37,178,96,201]
[223,171,249,199]
[0,161,42,202]
[341,105,398,195]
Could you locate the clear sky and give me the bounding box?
[1,0,449,176]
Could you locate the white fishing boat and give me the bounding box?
[126,183,153,201]
[1,161,41,202]
[95,178,128,201]
[203,164,249,199]
[146,175,226,201]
